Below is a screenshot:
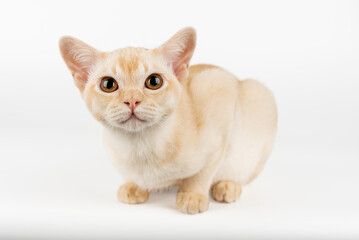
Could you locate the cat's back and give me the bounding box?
[183,64,239,132]
[185,64,239,106]
[184,64,276,136]
[186,65,277,184]
[187,64,236,82]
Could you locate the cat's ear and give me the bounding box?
[59,36,100,92]
[156,27,196,80]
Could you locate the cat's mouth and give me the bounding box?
[121,113,145,123]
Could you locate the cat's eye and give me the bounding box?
[100,77,118,93]
[145,74,163,90]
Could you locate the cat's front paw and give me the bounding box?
[176,192,209,214]
[117,182,149,204]
[212,181,242,203]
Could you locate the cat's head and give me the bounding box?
[59,27,196,133]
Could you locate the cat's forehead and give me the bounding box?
[92,47,170,87]
[104,47,154,76]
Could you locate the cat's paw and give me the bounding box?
[176,192,209,214]
[117,182,149,204]
[212,181,242,203]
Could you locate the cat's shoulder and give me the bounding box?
[188,64,218,77]
[187,64,237,81]
[186,64,238,91]
[187,64,226,81]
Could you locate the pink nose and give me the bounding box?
[124,99,141,111]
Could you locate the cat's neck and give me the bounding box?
[104,92,192,161]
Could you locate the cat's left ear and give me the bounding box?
[59,36,100,92]
[156,27,196,81]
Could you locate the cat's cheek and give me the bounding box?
[165,93,181,115]
[82,86,109,123]
[86,100,104,122]
[167,79,182,105]
[158,81,181,107]
[163,107,175,116]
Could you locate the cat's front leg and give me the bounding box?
[176,161,220,214]
[117,181,149,204]
[176,191,209,214]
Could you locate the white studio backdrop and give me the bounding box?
[0,0,358,239]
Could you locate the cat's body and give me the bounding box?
[59,28,277,214]
[105,64,276,189]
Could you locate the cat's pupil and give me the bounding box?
[105,79,114,89]
[149,76,159,86]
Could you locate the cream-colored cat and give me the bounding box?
[59,27,277,214]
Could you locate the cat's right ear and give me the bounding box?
[59,36,99,92]
[156,27,196,81]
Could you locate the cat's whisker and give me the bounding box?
[135,111,157,118]
[108,109,123,114]
[135,110,156,116]
[109,115,129,121]
[111,116,129,122]
[141,106,158,111]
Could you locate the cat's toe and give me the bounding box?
[176,192,209,214]
[212,181,241,203]
[117,182,149,204]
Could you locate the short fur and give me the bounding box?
[59,27,277,214]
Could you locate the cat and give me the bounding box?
[59,27,277,214]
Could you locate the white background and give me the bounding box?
[0,0,358,239]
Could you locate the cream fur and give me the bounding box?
[59,27,277,214]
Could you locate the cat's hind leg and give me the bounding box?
[211,181,242,203]
[117,181,149,204]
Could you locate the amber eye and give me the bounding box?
[100,77,118,93]
[145,74,163,90]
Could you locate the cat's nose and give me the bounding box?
[124,99,141,111]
